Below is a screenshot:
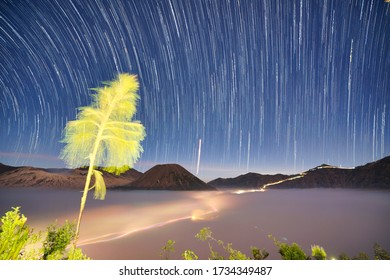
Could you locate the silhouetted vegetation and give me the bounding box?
[0,207,88,260]
[269,235,309,260]
[374,243,390,260]
[162,227,389,260]
[2,209,389,260]
[160,239,175,260]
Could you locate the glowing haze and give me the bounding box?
[0,0,389,180]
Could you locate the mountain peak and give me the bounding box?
[308,163,339,172]
[126,163,215,190]
[0,163,18,175]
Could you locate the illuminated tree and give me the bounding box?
[60,73,145,247]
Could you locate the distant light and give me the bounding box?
[232,189,266,194]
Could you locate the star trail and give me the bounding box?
[0,0,389,180]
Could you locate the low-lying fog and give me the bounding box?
[0,188,389,259]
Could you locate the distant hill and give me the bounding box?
[208,172,293,189]
[265,156,390,189]
[263,166,351,189]
[208,156,390,190]
[348,156,390,189]
[118,164,216,191]
[0,164,142,189]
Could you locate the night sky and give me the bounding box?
[1,0,389,180]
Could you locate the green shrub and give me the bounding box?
[182,250,198,260]
[338,253,350,260]
[195,227,250,260]
[160,239,175,260]
[269,235,308,260]
[0,207,38,260]
[352,252,369,260]
[43,221,89,260]
[311,245,327,260]
[0,208,89,260]
[165,228,389,261]
[278,242,308,260]
[373,243,390,260]
[251,246,269,260]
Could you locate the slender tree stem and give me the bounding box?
[73,158,94,248]
[72,102,114,249]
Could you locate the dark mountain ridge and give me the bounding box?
[0,163,214,191]
[0,165,142,189]
[0,163,18,174]
[1,155,389,190]
[265,155,390,189]
[209,156,390,190]
[208,172,293,189]
[118,163,215,191]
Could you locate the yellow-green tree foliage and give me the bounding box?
[61,73,145,177]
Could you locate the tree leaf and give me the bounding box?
[92,169,106,200]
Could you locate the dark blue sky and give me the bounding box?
[0,0,389,180]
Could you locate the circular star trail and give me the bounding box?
[0,0,389,180]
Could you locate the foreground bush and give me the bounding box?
[0,207,89,260]
[163,227,390,260]
[0,207,36,260]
